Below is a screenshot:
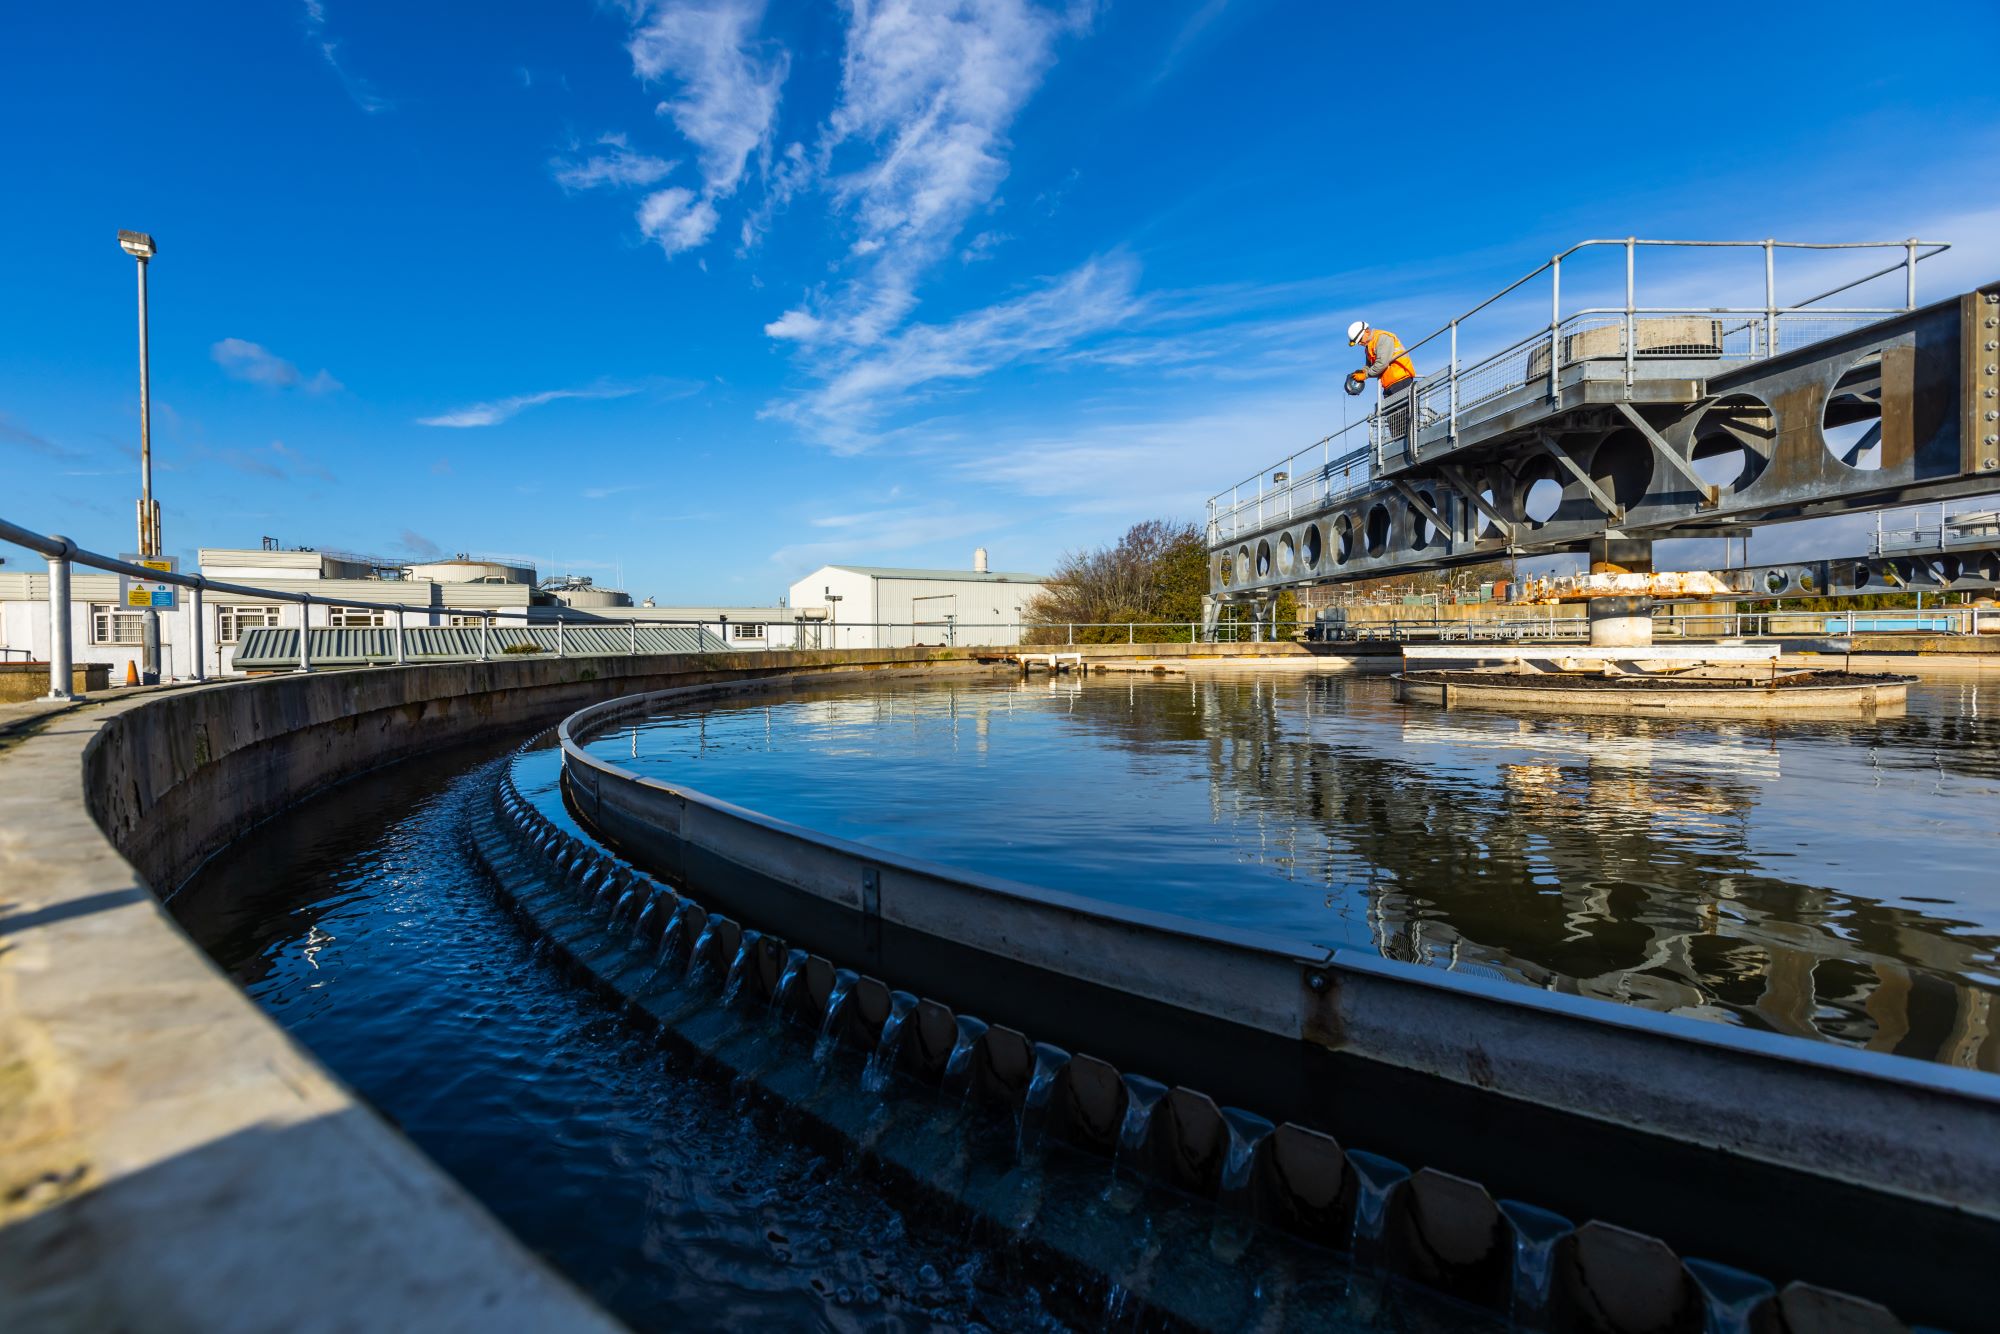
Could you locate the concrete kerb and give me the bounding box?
[0,645,974,1332]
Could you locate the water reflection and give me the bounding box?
[597,673,2000,1072]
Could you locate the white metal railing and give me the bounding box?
[1207,238,1951,547]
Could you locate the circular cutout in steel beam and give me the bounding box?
[1303,524,1323,569]
[1256,540,1273,578]
[1823,354,1885,471]
[1364,504,1390,558]
[1691,394,1775,494]
[1335,516,1355,565]
[1278,532,1297,574]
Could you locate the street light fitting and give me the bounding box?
[117,229,157,260]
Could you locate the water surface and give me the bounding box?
[586,670,2000,1070]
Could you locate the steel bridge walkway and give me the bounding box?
[1207,238,1999,606]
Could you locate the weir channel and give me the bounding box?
[3,646,1995,1330]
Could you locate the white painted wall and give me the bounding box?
[786,566,1044,649]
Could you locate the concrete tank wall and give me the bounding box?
[0,644,979,1331]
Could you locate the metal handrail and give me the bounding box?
[1206,238,1951,540]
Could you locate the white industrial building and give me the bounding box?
[787,554,1047,649]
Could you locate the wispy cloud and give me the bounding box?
[637,187,720,255]
[766,253,1143,452]
[551,132,678,191]
[0,413,83,461]
[301,1,390,113]
[416,382,644,428]
[211,338,342,393]
[200,438,339,484]
[397,528,442,559]
[770,500,1008,571]
[623,0,788,257]
[582,482,650,500]
[765,0,1093,347]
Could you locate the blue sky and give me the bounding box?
[4,0,1998,601]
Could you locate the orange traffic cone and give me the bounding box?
[125,660,139,687]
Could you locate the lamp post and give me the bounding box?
[119,229,161,682]
[825,588,843,650]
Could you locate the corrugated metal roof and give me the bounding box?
[820,565,1044,582]
[231,623,729,668]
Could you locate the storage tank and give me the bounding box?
[547,586,633,609]
[405,556,536,586]
[974,547,989,574]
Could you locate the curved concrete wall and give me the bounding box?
[561,681,2000,1328]
[0,646,975,1332]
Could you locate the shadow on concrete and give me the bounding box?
[0,888,149,938]
[0,1108,603,1333]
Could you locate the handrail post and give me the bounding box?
[1905,238,1917,309]
[296,597,312,674]
[480,615,489,662]
[630,619,638,655]
[1547,255,1561,402]
[190,579,206,682]
[1764,239,1777,359]
[556,617,565,657]
[395,608,406,665]
[1448,320,1459,440]
[45,540,73,700]
[1624,238,1637,386]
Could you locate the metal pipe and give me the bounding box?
[1906,239,1918,309]
[395,609,406,666]
[46,541,73,700]
[556,618,565,657]
[630,620,638,655]
[480,615,489,662]
[296,598,312,674]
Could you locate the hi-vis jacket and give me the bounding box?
[1362,328,1415,389]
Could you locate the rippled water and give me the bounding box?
[169,740,1097,1332]
[589,669,2000,1071]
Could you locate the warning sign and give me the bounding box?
[120,555,179,610]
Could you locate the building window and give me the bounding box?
[90,605,146,645]
[217,604,282,643]
[328,605,386,628]
[446,614,488,627]
[728,622,767,642]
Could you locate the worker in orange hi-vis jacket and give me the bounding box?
[1346,318,1417,436]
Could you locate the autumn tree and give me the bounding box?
[1026,519,1239,643]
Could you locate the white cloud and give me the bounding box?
[552,134,678,191]
[769,501,1008,571]
[782,0,1092,346]
[300,0,390,113]
[626,0,787,207]
[211,338,342,393]
[637,187,720,255]
[764,253,1144,452]
[417,383,642,428]
[766,253,1142,451]
[763,307,824,340]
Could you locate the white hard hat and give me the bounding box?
[1347,320,1368,345]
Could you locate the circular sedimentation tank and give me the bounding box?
[157,664,2000,1332]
